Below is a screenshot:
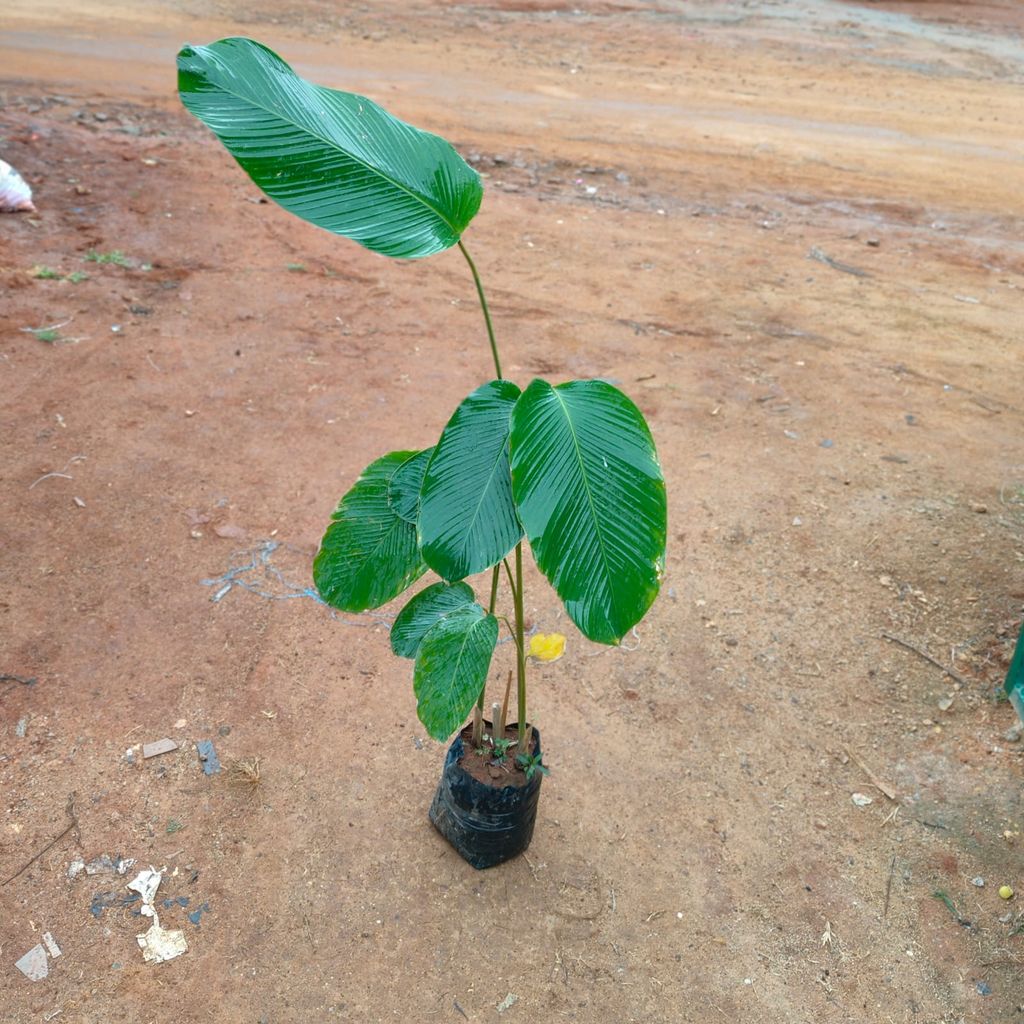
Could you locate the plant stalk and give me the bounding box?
[473,563,503,746]
[514,542,530,755]
[457,241,502,380]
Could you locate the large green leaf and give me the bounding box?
[314,451,426,612]
[414,605,498,741]
[388,447,433,524]
[177,37,482,259]
[509,379,666,645]
[390,581,475,658]
[419,380,522,581]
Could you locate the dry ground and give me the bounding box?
[2,1,1024,1021]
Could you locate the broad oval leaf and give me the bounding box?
[419,379,522,581]
[177,37,482,259]
[509,379,666,645]
[314,451,426,612]
[390,581,475,658]
[388,446,433,524]
[414,605,499,741]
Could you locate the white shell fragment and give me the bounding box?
[0,159,36,213]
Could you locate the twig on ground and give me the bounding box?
[29,454,87,490]
[1,792,79,886]
[808,247,871,278]
[844,746,897,800]
[880,632,970,687]
[883,854,896,919]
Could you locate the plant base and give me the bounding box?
[428,723,542,870]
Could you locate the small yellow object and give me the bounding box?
[998,885,1014,900]
[528,633,566,662]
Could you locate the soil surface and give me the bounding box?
[457,722,537,787]
[2,1,1024,1022]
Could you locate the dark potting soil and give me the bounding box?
[456,722,539,789]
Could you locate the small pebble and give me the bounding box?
[819,439,834,448]
[851,793,873,807]
[971,503,988,514]
[1004,725,1022,743]
[937,697,954,712]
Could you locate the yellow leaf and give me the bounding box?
[529,633,565,662]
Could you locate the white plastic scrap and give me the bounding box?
[0,159,35,213]
[127,867,163,907]
[42,932,62,958]
[126,868,188,965]
[851,793,873,807]
[15,944,49,981]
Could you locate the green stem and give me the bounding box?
[473,564,502,745]
[458,240,502,380]
[514,542,529,754]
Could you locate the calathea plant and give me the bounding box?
[178,38,667,865]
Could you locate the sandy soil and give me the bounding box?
[2,1,1024,1021]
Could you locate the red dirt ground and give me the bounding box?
[2,1,1023,1021]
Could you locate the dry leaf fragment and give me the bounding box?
[529,633,566,662]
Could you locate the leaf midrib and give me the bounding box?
[551,386,617,629]
[190,48,461,237]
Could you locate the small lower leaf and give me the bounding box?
[314,451,426,612]
[390,581,475,658]
[414,605,498,741]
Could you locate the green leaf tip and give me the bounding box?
[176,36,482,259]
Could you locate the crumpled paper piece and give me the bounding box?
[127,868,188,964]
[528,633,565,662]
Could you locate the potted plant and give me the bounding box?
[177,38,667,868]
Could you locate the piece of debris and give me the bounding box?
[196,740,222,775]
[68,853,136,879]
[227,756,262,794]
[937,696,954,712]
[15,944,49,981]
[187,901,211,926]
[142,738,178,759]
[1004,724,1021,743]
[41,932,62,959]
[0,159,36,213]
[528,633,566,662]
[497,993,519,1013]
[971,876,985,888]
[851,793,873,807]
[89,890,140,918]
[137,921,189,965]
[15,716,28,737]
[808,246,871,278]
[127,868,188,964]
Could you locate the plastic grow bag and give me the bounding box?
[429,725,542,870]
